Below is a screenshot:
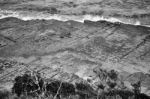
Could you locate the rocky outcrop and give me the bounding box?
[0,17,150,95]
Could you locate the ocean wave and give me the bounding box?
[0,9,149,27]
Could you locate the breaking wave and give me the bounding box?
[0,9,149,27]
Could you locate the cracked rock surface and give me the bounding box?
[0,17,150,95]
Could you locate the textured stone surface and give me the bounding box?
[0,17,150,95]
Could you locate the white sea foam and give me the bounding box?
[0,9,150,27]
